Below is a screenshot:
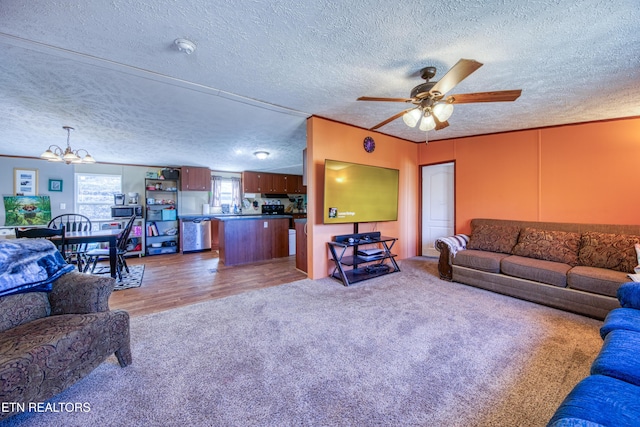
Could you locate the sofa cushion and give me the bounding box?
[567,266,629,298]
[591,329,640,387]
[452,250,508,273]
[511,228,580,266]
[600,308,640,339]
[500,255,571,288]
[0,292,50,333]
[578,231,640,273]
[547,374,640,427]
[466,224,520,254]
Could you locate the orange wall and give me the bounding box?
[307,117,419,280]
[419,117,640,234]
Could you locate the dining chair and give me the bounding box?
[48,214,92,272]
[83,215,136,281]
[15,226,66,255]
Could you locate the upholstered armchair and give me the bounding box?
[0,272,131,420]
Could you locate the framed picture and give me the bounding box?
[48,179,63,192]
[14,168,38,196]
[3,195,52,226]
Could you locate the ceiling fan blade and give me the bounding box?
[430,59,483,96]
[370,109,413,130]
[446,89,522,104]
[357,96,413,102]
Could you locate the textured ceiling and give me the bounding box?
[0,0,639,174]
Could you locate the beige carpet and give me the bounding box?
[4,258,602,426]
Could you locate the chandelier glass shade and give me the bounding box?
[40,126,96,164]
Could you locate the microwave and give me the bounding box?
[111,205,143,218]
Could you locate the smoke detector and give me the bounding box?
[174,38,196,54]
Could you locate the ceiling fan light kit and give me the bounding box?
[419,112,436,131]
[402,108,422,127]
[358,58,522,140]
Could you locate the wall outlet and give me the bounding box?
[60,203,66,210]
[264,221,268,228]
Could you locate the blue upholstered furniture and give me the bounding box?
[548,282,640,426]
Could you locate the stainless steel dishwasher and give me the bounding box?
[180,218,212,253]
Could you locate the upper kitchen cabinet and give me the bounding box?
[180,167,211,191]
[243,171,273,193]
[287,174,306,194]
[243,171,306,194]
[243,171,262,193]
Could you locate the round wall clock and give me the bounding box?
[363,136,375,153]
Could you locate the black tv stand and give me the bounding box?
[327,234,400,286]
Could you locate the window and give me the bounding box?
[219,179,233,207]
[211,176,241,209]
[75,173,122,220]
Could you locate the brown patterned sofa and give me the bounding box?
[0,272,131,420]
[436,219,640,320]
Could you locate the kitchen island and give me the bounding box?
[179,214,292,266]
[180,214,292,266]
[218,215,291,266]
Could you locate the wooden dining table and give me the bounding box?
[54,229,122,278]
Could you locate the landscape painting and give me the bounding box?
[3,195,52,226]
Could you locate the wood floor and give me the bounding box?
[108,251,308,317]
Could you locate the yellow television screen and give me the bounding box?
[323,160,399,224]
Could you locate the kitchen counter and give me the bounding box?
[178,214,293,220]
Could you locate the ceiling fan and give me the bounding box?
[357,59,522,132]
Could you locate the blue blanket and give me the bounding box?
[0,238,75,297]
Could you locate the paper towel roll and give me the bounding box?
[202,204,210,214]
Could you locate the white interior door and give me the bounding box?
[421,162,454,257]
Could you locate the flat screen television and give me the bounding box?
[323,159,399,224]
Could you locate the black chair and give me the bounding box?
[83,215,136,281]
[48,214,92,271]
[15,227,66,255]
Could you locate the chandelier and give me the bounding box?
[40,126,96,164]
[402,98,454,132]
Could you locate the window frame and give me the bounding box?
[74,173,122,221]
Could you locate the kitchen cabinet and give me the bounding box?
[181,166,211,191]
[271,174,287,193]
[288,174,306,194]
[243,171,306,194]
[243,171,262,193]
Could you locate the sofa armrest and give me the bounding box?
[435,234,469,281]
[617,282,640,310]
[48,272,115,315]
